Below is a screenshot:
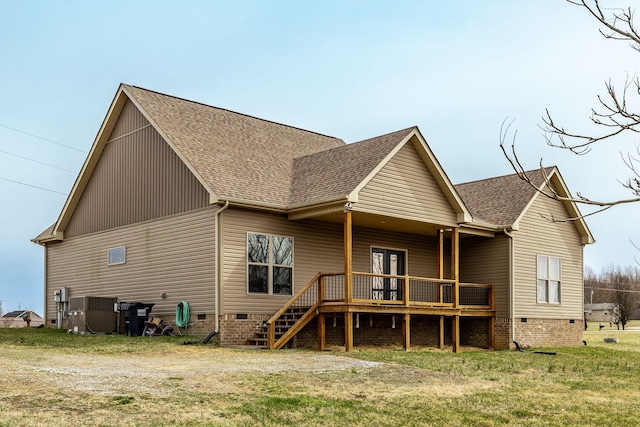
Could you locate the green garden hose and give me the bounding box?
[176,301,190,334]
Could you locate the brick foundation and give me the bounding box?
[494,317,512,350]
[219,313,270,346]
[513,317,584,348]
[177,313,583,350]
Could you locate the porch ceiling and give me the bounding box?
[305,210,451,237]
[294,208,495,238]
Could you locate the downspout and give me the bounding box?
[214,201,230,334]
[503,228,515,348]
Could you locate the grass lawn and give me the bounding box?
[1,326,639,426]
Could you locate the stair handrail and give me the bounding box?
[265,272,322,349]
[266,272,321,324]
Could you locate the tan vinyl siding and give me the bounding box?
[356,142,457,226]
[46,207,216,321]
[460,235,510,317]
[512,194,584,318]
[220,208,438,315]
[65,100,209,237]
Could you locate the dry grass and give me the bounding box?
[1,327,640,426]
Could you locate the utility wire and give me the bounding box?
[0,123,86,153]
[0,148,76,174]
[0,176,67,195]
[585,286,640,294]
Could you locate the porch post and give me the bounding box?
[344,205,353,305]
[451,227,459,308]
[343,204,354,352]
[318,313,326,351]
[437,229,445,349]
[403,313,411,351]
[345,311,354,351]
[488,316,495,350]
[436,229,444,280]
[452,315,460,353]
[451,227,460,353]
[318,275,325,350]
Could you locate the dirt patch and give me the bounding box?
[3,347,380,395]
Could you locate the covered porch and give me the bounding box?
[266,206,495,352]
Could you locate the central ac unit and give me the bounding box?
[67,296,117,334]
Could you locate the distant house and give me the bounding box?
[33,84,594,351]
[0,311,44,328]
[584,303,617,323]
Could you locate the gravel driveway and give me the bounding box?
[3,346,381,396]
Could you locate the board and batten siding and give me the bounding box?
[220,208,440,315]
[46,207,217,322]
[512,194,584,319]
[460,234,510,317]
[355,141,458,227]
[65,99,209,238]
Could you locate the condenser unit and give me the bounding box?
[67,296,118,334]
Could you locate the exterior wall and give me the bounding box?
[514,318,584,347]
[45,207,217,327]
[65,100,209,237]
[356,141,458,227]
[460,234,510,318]
[220,207,440,316]
[512,193,584,320]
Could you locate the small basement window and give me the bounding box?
[108,246,126,265]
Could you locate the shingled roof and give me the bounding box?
[455,167,556,227]
[34,84,593,244]
[290,127,416,207]
[124,85,346,207]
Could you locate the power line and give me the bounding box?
[0,148,76,174]
[0,176,67,195]
[0,123,86,153]
[585,286,640,294]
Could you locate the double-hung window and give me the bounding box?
[537,255,561,304]
[247,233,293,295]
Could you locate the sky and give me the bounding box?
[0,1,638,316]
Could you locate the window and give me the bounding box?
[108,246,126,265]
[537,255,560,303]
[247,233,293,295]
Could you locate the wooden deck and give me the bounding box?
[265,272,495,352]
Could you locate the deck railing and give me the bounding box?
[266,272,493,348]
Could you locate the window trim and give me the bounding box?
[246,232,294,296]
[536,254,561,304]
[108,246,126,266]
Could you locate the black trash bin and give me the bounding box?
[122,302,155,336]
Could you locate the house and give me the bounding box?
[33,84,594,351]
[584,303,617,323]
[1,311,45,328]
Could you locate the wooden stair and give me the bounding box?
[247,307,310,348]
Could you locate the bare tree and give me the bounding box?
[587,264,640,329]
[603,265,640,329]
[501,0,640,216]
[584,265,604,304]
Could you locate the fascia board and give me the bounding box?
[53,85,129,235]
[346,131,414,201]
[511,168,595,244]
[348,129,472,224]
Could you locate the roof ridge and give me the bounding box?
[455,166,557,186]
[123,83,344,142]
[293,126,417,162]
